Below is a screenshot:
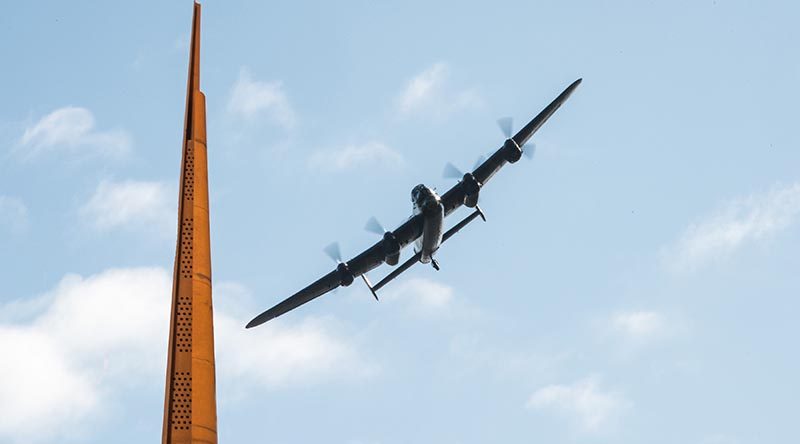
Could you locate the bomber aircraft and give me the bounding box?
[246,78,582,328]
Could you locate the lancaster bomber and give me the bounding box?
[246,78,582,328]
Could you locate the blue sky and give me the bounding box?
[1,1,799,443]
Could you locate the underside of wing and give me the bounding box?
[245,270,341,328]
[438,79,581,217]
[346,214,424,276]
[247,216,425,327]
[364,205,486,296]
[472,78,582,186]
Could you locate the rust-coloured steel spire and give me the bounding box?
[162,3,217,443]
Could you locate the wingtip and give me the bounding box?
[511,77,583,146]
[245,316,262,329]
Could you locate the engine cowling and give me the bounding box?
[336,262,354,286]
[381,232,401,266]
[502,138,523,163]
[461,173,481,208]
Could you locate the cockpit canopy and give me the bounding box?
[411,184,426,202]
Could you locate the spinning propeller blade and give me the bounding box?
[443,162,464,179]
[498,116,534,159]
[365,217,386,235]
[497,117,513,139]
[323,242,342,263]
[523,143,536,159]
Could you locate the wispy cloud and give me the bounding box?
[526,376,630,433]
[16,107,131,160]
[382,277,454,316]
[448,334,569,383]
[172,34,189,52]
[610,310,666,341]
[664,183,800,273]
[308,141,404,172]
[396,62,481,119]
[79,180,175,236]
[227,67,296,129]
[0,196,28,234]
[0,268,372,442]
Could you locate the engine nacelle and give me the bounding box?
[461,173,481,208]
[336,262,354,286]
[381,232,401,266]
[502,138,523,163]
[464,192,479,208]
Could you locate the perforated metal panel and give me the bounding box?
[169,140,195,435]
[183,143,195,202]
[170,371,193,431]
[180,218,194,280]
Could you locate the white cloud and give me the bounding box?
[527,376,630,433]
[396,62,481,118]
[0,196,28,234]
[610,310,665,341]
[398,63,448,114]
[665,183,800,273]
[217,315,374,392]
[17,107,131,160]
[227,67,296,129]
[0,268,168,442]
[308,141,404,172]
[214,282,374,395]
[382,277,454,316]
[79,180,175,236]
[0,268,370,442]
[0,326,98,441]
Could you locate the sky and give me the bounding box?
[0,0,798,443]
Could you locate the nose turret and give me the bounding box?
[411,184,426,203]
[411,184,441,213]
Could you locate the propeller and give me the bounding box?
[365,217,387,235]
[497,116,536,159]
[523,143,536,159]
[443,162,464,180]
[361,216,390,301]
[518,79,583,147]
[497,117,514,139]
[445,155,488,180]
[324,242,355,288]
[364,216,401,268]
[323,242,343,263]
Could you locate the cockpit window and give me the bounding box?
[411,184,425,202]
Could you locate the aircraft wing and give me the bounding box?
[440,78,582,216]
[246,79,582,328]
[245,269,341,328]
[245,215,424,328]
[348,214,424,271]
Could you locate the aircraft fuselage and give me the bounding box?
[245,78,583,328]
[411,184,444,264]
